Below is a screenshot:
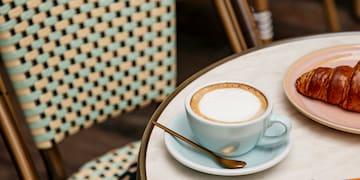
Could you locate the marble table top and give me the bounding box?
[138,32,360,179]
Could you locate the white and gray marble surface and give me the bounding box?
[144,32,360,179]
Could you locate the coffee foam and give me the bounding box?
[190,83,268,123]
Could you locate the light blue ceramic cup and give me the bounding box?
[185,82,291,157]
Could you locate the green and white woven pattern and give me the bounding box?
[0,0,176,149]
[70,141,139,179]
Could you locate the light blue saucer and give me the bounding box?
[164,112,291,176]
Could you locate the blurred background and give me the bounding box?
[1,0,360,179]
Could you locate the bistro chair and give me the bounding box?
[0,0,176,179]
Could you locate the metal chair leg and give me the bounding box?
[213,0,247,53]
[0,67,39,180]
[0,92,39,180]
[231,0,263,47]
[323,0,341,32]
[354,0,360,19]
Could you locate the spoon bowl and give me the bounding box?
[217,157,247,169]
[152,121,247,169]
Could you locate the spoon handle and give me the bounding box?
[152,121,216,159]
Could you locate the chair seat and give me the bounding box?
[69,141,140,180]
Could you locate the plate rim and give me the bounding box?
[163,112,292,176]
[283,44,360,134]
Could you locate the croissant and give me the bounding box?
[295,61,360,112]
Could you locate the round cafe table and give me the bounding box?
[138,32,360,179]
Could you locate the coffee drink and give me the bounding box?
[186,82,291,156]
[190,83,268,123]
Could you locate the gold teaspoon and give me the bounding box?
[152,121,247,169]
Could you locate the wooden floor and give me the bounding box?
[1,0,360,179]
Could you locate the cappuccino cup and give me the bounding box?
[185,82,291,156]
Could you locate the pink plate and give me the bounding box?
[284,44,360,134]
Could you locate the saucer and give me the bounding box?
[163,112,291,176]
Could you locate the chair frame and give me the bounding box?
[0,63,39,179]
[213,0,248,53]
[323,0,341,32]
[355,0,360,18]
[232,0,263,47]
[0,59,66,179]
[213,0,263,53]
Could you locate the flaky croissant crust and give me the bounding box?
[295,61,360,112]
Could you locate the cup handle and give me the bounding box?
[257,114,292,148]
